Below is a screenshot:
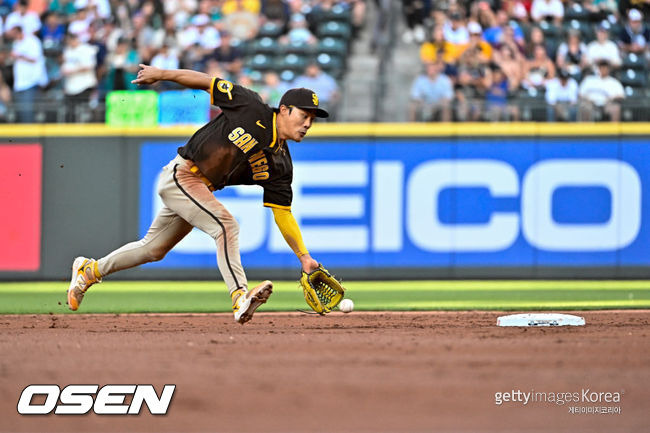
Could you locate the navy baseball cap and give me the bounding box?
[279,88,329,118]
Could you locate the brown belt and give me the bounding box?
[189,164,216,191]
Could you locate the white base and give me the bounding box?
[497,313,585,327]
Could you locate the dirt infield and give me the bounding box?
[1,311,648,433]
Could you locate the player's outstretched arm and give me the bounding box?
[271,207,319,273]
[131,64,212,91]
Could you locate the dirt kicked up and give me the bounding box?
[1,311,648,433]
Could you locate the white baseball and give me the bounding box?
[339,299,354,313]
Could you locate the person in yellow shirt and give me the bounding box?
[459,22,493,63]
[420,25,464,64]
[221,0,260,15]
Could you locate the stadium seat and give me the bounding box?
[538,20,561,38]
[248,69,264,83]
[245,53,275,71]
[516,88,547,121]
[563,19,594,40]
[315,53,344,78]
[283,39,315,56]
[622,52,648,71]
[250,37,280,55]
[276,53,309,72]
[279,69,297,82]
[311,4,352,25]
[622,87,650,120]
[318,37,348,58]
[618,68,647,88]
[258,21,283,38]
[317,21,352,40]
[564,3,590,21]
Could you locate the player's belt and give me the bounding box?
[189,164,216,191]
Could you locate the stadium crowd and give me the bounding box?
[405,0,650,122]
[1,0,648,123]
[0,0,359,122]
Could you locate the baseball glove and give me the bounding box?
[300,264,345,314]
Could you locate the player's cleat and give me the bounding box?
[231,280,273,324]
[67,257,102,311]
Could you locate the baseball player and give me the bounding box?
[67,64,328,324]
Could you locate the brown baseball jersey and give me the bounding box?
[177,77,293,209]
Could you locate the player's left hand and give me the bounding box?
[132,64,162,85]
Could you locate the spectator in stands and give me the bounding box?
[484,64,519,121]
[444,12,470,45]
[150,44,179,89]
[258,71,288,107]
[88,19,108,96]
[530,0,564,24]
[420,24,462,65]
[223,0,260,41]
[61,32,98,122]
[461,22,492,63]
[556,29,588,81]
[67,4,92,42]
[105,37,140,91]
[578,59,624,121]
[587,21,622,68]
[132,11,165,63]
[409,60,453,121]
[402,0,428,43]
[222,0,260,15]
[48,0,78,18]
[618,9,650,55]
[4,0,41,36]
[281,12,317,45]
[524,26,547,58]
[179,14,220,53]
[493,44,524,90]
[292,62,339,118]
[456,35,491,121]
[159,14,182,54]
[523,43,555,90]
[209,30,243,75]
[0,67,11,122]
[40,12,66,54]
[482,9,525,47]
[583,0,617,20]
[9,24,48,122]
[261,0,290,31]
[545,68,578,121]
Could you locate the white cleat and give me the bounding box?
[232,280,273,324]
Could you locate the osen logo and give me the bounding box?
[17,384,176,415]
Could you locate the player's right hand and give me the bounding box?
[132,64,161,85]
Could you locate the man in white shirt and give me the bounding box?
[443,12,470,45]
[545,69,578,121]
[62,32,98,122]
[531,0,564,24]
[4,0,41,36]
[578,60,625,121]
[9,25,48,123]
[586,22,621,67]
